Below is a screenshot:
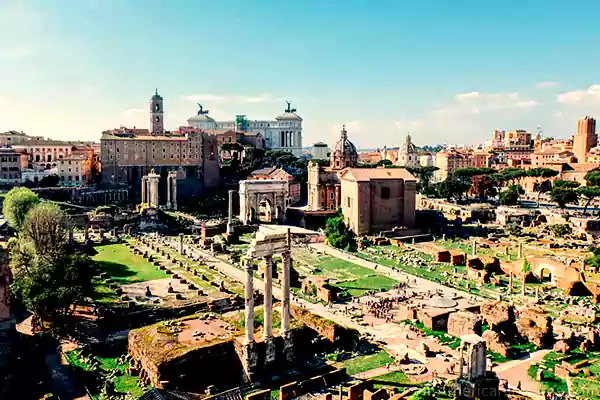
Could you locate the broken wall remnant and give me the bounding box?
[516,306,553,348]
[447,311,481,337]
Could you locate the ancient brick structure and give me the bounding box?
[515,306,553,348]
[448,311,481,337]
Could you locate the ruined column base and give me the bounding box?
[264,336,277,367]
[283,330,295,364]
[242,341,259,382]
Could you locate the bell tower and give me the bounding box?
[150,89,164,135]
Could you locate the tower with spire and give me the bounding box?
[150,89,164,135]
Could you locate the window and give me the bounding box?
[347,196,351,207]
[381,187,391,199]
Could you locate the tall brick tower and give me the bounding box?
[574,116,597,163]
[150,89,164,135]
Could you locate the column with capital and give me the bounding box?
[281,246,295,363]
[242,258,258,381]
[264,255,276,366]
[166,175,172,208]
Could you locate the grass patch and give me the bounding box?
[93,243,168,284]
[313,256,398,297]
[401,320,461,350]
[65,349,148,398]
[335,350,394,376]
[528,351,569,394]
[371,371,416,389]
[225,306,282,330]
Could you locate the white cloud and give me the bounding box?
[536,81,556,88]
[557,84,600,104]
[0,46,34,59]
[515,100,538,109]
[455,92,480,101]
[181,93,284,105]
[394,120,424,130]
[436,91,538,116]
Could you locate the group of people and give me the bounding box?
[364,297,396,322]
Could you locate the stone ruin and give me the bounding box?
[448,311,481,338]
[456,334,500,399]
[242,226,295,381]
[515,305,553,348]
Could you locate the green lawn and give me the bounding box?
[401,320,461,350]
[93,243,168,284]
[65,349,148,398]
[335,350,394,376]
[371,371,416,389]
[312,256,398,296]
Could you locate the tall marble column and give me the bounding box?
[227,189,235,234]
[141,177,147,203]
[166,175,172,208]
[245,260,255,344]
[242,259,258,381]
[264,255,276,366]
[263,255,273,339]
[282,228,294,362]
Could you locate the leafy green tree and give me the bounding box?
[548,224,571,238]
[406,166,439,193]
[585,170,600,186]
[577,186,600,214]
[23,203,67,258]
[9,203,94,329]
[501,167,528,185]
[436,176,470,201]
[505,222,522,236]
[553,179,580,189]
[2,187,40,231]
[378,159,393,167]
[411,386,436,400]
[527,167,559,206]
[549,187,579,209]
[499,185,522,205]
[325,209,356,251]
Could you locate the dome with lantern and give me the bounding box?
[330,125,358,170]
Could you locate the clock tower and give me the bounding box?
[150,89,164,135]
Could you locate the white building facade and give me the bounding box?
[187,102,303,157]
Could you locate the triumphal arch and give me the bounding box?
[239,180,289,224]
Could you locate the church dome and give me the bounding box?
[401,134,418,154]
[332,128,357,155]
[330,125,358,169]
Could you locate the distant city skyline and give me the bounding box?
[1,0,600,148]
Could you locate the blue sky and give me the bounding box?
[1,0,600,148]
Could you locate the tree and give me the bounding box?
[553,179,580,189]
[23,203,67,258]
[406,166,439,193]
[378,159,393,167]
[577,186,600,214]
[453,167,496,201]
[548,224,571,238]
[527,168,559,206]
[411,386,436,400]
[585,170,600,186]
[501,167,528,186]
[10,203,94,329]
[436,176,470,201]
[469,174,498,199]
[499,185,522,206]
[549,187,579,209]
[505,222,522,236]
[39,174,60,187]
[2,187,40,231]
[325,209,356,251]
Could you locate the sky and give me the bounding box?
[1,0,600,149]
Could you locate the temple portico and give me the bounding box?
[242,226,294,380]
